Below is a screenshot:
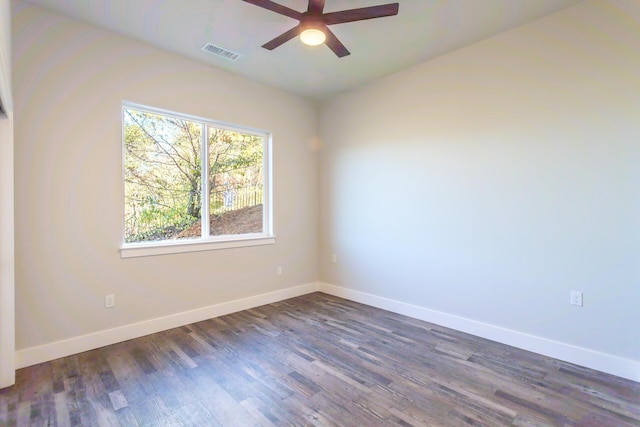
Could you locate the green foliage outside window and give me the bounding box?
[124,107,264,243]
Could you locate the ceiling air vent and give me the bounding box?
[201,43,241,61]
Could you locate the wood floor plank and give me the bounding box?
[107,389,128,412]
[181,364,260,426]
[127,392,179,426]
[172,399,222,427]
[53,391,72,426]
[2,292,638,426]
[114,407,140,427]
[15,401,30,427]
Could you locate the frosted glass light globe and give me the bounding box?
[300,28,326,46]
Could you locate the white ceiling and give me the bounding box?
[23,0,583,100]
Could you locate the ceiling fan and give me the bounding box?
[242,0,400,58]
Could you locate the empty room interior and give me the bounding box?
[1,0,639,425]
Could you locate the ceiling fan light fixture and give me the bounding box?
[300,28,326,46]
[244,0,399,57]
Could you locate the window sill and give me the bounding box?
[120,235,275,258]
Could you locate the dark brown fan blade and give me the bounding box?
[262,25,301,50]
[308,0,325,14]
[322,3,399,25]
[242,0,302,20]
[324,27,350,58]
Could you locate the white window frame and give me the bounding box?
[120,102,274,258]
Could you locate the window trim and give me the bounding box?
[120,236,276,258]
[120,102,274,258]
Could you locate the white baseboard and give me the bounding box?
[318,283,640,383]
[15,281,640,383]
[16,282,321,369]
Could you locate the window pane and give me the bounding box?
[124,108,202,243]
[208,127,264,236]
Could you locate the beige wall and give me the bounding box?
[0,0,10,98]
[12,2,318,351]
[319,0,640,362]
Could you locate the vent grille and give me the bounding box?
[201,43,241,61]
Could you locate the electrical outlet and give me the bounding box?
[332,254,337,263]
[277,266,283,276]
[105,294,115,308]
[570,291,583,307]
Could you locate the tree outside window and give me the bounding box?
[123,106,268,246]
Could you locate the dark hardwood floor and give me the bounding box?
[1,292,638,426]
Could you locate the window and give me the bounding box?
[121,103,273,257]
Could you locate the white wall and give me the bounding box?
[0,0,15,389]
[12,2,318,354]
[319,0,640,377]
[0,112,14,389]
